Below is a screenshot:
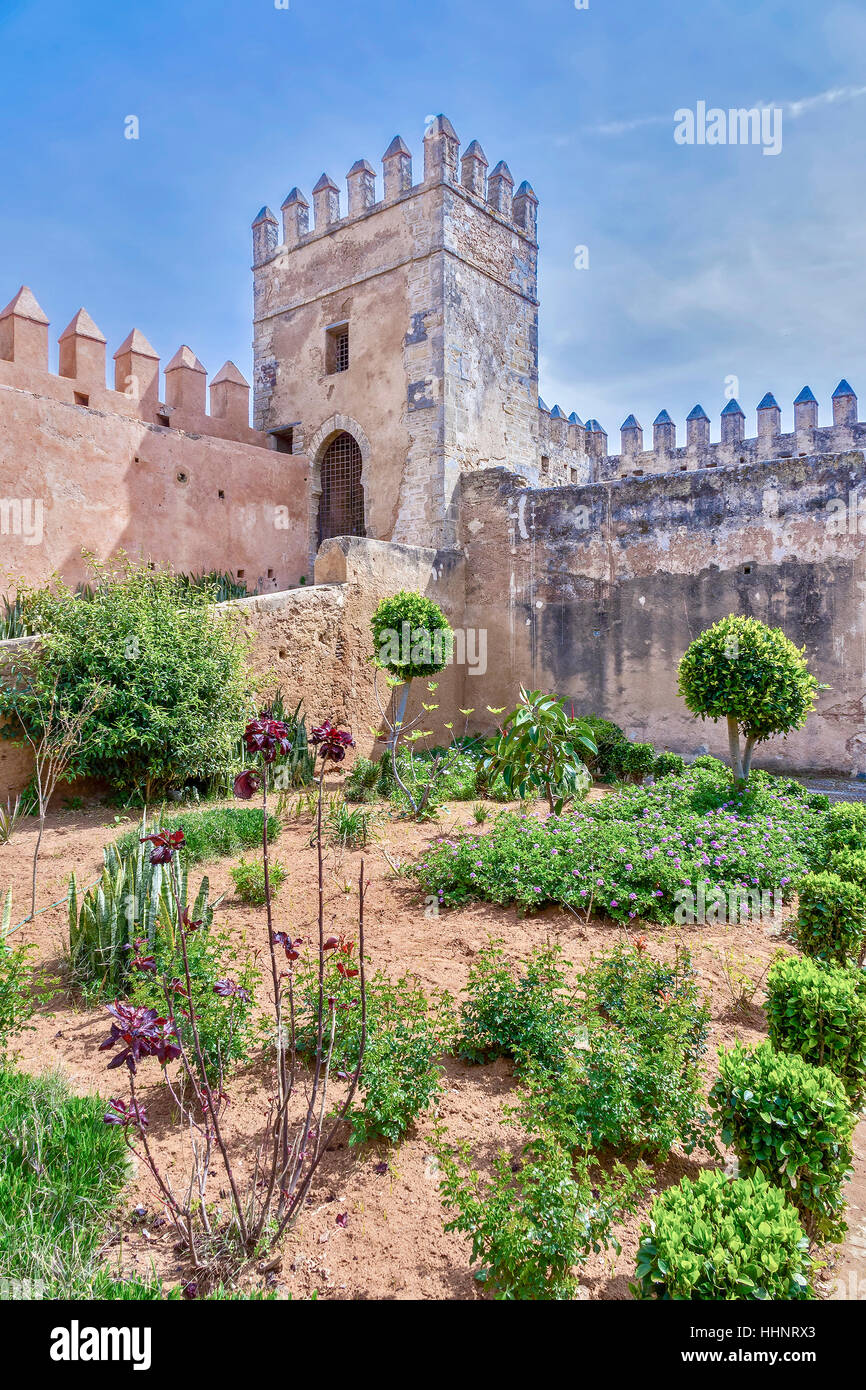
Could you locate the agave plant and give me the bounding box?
[69,814,222,996]
[0,794,35,845]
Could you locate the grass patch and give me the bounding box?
[114,806,280,865]
[0,1069,130,1295]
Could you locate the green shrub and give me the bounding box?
[619,741,655,784]
[795,871,866,966]
[691,754,727,773]
[437,1129,650,1300]
[296,952,452,1145]
[457,941,579,1070]
[709,1041,855,1240]
[344,756,381,803]
[766,954,866,1103]
[0,1069,131,1295]
[371,590,453,680]
[230,858,286,906]
[131,924,260,1081]
[577,716,629,783]
[114,806,279,865]
[807,792,831,812]
[0,558,252,800]
[632,1170,813,1300]
[826,848,866,890]
[820,801,866,860]
[653,752,686,780]
[522,945,710,1158]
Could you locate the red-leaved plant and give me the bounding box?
[101,712,364,1269]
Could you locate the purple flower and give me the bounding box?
[310,720,356,763]
[233,769,262,800]
[104,1096,149,1130]
[140,829,185,865]
[99,1001,181,1074]
[243,716,292,764]
[213,978,252,1003]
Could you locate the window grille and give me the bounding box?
[317,432,365,545]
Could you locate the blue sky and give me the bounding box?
[1,0,864,443]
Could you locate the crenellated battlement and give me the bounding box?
[589,383,865,480]
[530,383,865,487]
[251,114,539,268]
[0,286,261,445]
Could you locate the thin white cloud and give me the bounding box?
[591,84,866,136]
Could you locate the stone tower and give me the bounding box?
[251,116,540,556]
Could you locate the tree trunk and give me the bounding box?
[727,715,745,783]
[742,735,757,781]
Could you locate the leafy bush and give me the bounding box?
[296,951,452,1145]
[130,924,260,1081]
[577,716,629,782]
[691,754,728,774]
[437,1129,649,1300]
[0,1069,131,1295]
[114,806,280,864]
[371,590,453,680]
[68,831,221,998]
[457,941,579,1070]
[632,1170,813,1300]
[485,689,596,814]
[677,616,821,784]
[795,871,866,966]
[230,858,286,905]
[807,792,831,812]
[819,801,866,861]
[522,945,710,1158]
[766,954,866,1103]
[826,848,866,889]
[709,1041,855,1239]
[344,756,381,803]
[618,742,655,784]
[0,558,252,800]
[414,766,819,925]
[653,752,686,780]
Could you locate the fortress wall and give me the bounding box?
[458,455,866,775]
[0,379,310,596]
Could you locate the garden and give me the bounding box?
[1,563,865,1301]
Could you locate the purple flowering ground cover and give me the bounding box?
[413,768,825,926]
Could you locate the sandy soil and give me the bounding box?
[2,789,864,1302]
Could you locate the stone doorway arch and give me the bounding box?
[306,414,371,570]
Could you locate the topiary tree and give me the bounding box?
[677,616,822,784]
[0,557,253,802]
[370,590,454,817]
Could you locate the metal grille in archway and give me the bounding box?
[317,432,365,546]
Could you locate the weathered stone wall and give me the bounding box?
[458,455,866,775]
[0,536,465,798]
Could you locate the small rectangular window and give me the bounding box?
[326,323,349,374]
[156,412,171,427]
[540,456,549,474]
[74,391,89,407]
[272,427,294,454]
